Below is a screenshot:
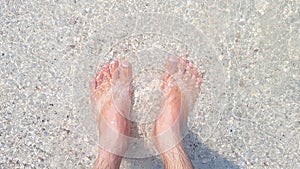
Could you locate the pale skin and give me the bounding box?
[90,56,202,169]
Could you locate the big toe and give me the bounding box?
[115,60,132,85]
[165,55,179,75]
[111,60,132,117]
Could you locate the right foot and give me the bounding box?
[153,56,202,153]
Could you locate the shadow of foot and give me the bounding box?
[183,130,241,169]
[124,130,241,169]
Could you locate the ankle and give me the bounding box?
[93,148,122,169]
[161,143,194,169]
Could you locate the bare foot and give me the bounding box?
[89,59,132,164]
[154,55,202,153]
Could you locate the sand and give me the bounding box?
[0,0,299,168]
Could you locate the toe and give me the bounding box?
[109,60,119,76]
[165,55,179,75]
[179,56,188,74]
[162,74,176,94]
[186,62,200,80]
[89,78,98,106]
[100,63,111,81]
[90,78,96,91]
[190,67,198,78]
[166,76,175,86]
[116,60,132,84]
[95,70,104,88]
[196,75,202,88]
[185,61,195,77]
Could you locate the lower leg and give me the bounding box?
[161,142,194,169]
[93,148,122,169]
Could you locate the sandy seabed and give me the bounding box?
[0,0,299,169]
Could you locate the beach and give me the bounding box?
[0,0,299,168]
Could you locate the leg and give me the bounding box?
[90,60,132,169]
[93,149,122,169]
[154,56,202,169]
[161,143,194,169]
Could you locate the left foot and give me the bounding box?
[89,59,132,156]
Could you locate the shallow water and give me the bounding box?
[72,13,226,159]
[1,0,299,168]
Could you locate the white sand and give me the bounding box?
[0,0,299,168]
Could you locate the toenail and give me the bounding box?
[103,64,109,69]
[121,61,130,67]
[168,55,178,62]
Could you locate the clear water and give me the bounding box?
[1,0,299,168]
[73,13,225,158]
